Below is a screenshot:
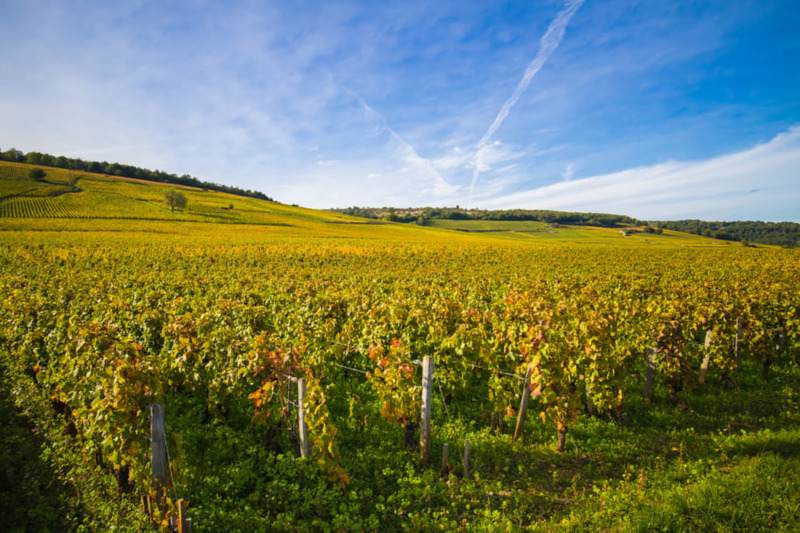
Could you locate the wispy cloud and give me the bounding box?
[2,1,797,220]
[482,126,800,222]
[561,163,576,181]
[469,0,584,199]
[343,86,459,199]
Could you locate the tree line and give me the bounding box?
[333,206,640,228]
[1,146,273,202]
[650,220,800,248]
[333,207,799,247]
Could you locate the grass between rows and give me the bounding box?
[2,325,798,531]
[134,360,800,532]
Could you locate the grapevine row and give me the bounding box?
[0,241,797,524]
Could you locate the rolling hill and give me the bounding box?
[0,160,749,248]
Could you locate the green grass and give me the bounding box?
[145,361,799,532]
[546,363,800,531]
[0,179,64,199]
[424,217,732,247]
[425,219,551,232]
[15,355,797,531]
[0,369,84,532]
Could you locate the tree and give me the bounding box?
[163,189,187,213]
[28,168,46,181]
[2,147,24,162]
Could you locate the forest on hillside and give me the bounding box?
[651,219,800,248]
[333,206,640,228]
[334,206,800,247]
[0,147,273,202]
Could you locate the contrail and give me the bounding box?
[342,84,458,197]
[469,0,584,201]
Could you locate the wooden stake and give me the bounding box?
[762,324,787,380]
[441,443,449,475]
[735,317,743,368]
[765,325,788,380]
[149,403,168,502]
[420,356,433,463]
[463,438,469,478]
[643,347,657,402]
[177,499,188,533]
[298,378,312,458]
[698,329,713,386]
[514,365,532,441]
[556,428,567,454]
[777,325,787,356]
[141,495,152,519]
[585,385,597,417]
[493,412,504,434]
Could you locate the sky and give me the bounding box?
[1,0,799,221]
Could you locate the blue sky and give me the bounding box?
[1,0,799,221]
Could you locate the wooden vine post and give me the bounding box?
[643,347,657,402]
[463,438,470,478]
[698,329,713,385]
[149,403,168,506]
[764,324,787,379]
[298,378,312,458]
[176,499,192,533]
[514,365,533,441]
[777,325,787,356]
[585,385,597,417]
[735,317,743,368]
[420,356,433,463]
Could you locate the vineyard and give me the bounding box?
[0,161,407,231]
[1,167,799,531]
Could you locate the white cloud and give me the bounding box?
[432,147,471,171]
[468,142,526,179]
[561,162,576,181]
[482,127,800,222]
[344,86,460,199]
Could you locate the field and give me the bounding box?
[423,218,730,246]
[1,162,799,532]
